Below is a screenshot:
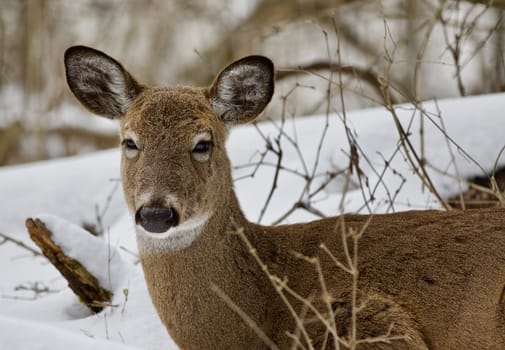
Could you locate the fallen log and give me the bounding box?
[25,218,112,313]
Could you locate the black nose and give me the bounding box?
[135,206,180,233]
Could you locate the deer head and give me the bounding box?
[64,46,274,251]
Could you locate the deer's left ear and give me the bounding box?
[208,55,274,125]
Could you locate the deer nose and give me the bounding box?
[135,206,180,233]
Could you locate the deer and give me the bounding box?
[64,45,505,350]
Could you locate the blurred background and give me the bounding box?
[1,0,504,165]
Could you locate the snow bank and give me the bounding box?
[0,214,176,350]
[230,93,505,223]
[0,314,140,350]
[0,149,125,235]
[38,214,128,292]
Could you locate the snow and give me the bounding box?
[0,314,141,350]
[39,214,129,293]
[2,93,505,349]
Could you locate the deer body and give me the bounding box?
[140,204,505,350]
[65,46,505,349]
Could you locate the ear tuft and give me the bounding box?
[64,46,142,119]
[209,56,274,125]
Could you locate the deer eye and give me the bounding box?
[122,138,140,159]
[122,138,138,150]
[192,140,212,153]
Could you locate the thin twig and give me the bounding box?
[258,137,283,223]
[230,220,315,350]
[211,284,280,350]
[0,232,42,256]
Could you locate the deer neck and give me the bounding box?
[135,188,272,348]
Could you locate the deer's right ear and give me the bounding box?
[64,46,142,119]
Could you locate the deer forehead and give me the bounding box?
[120,86,222,141]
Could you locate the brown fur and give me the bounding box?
[65,46,505,349]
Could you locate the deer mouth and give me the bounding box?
[135,206,180,234]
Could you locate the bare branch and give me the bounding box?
[463,0,505,9]
[277,61,398,105]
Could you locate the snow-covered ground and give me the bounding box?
[1,93,505,349]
